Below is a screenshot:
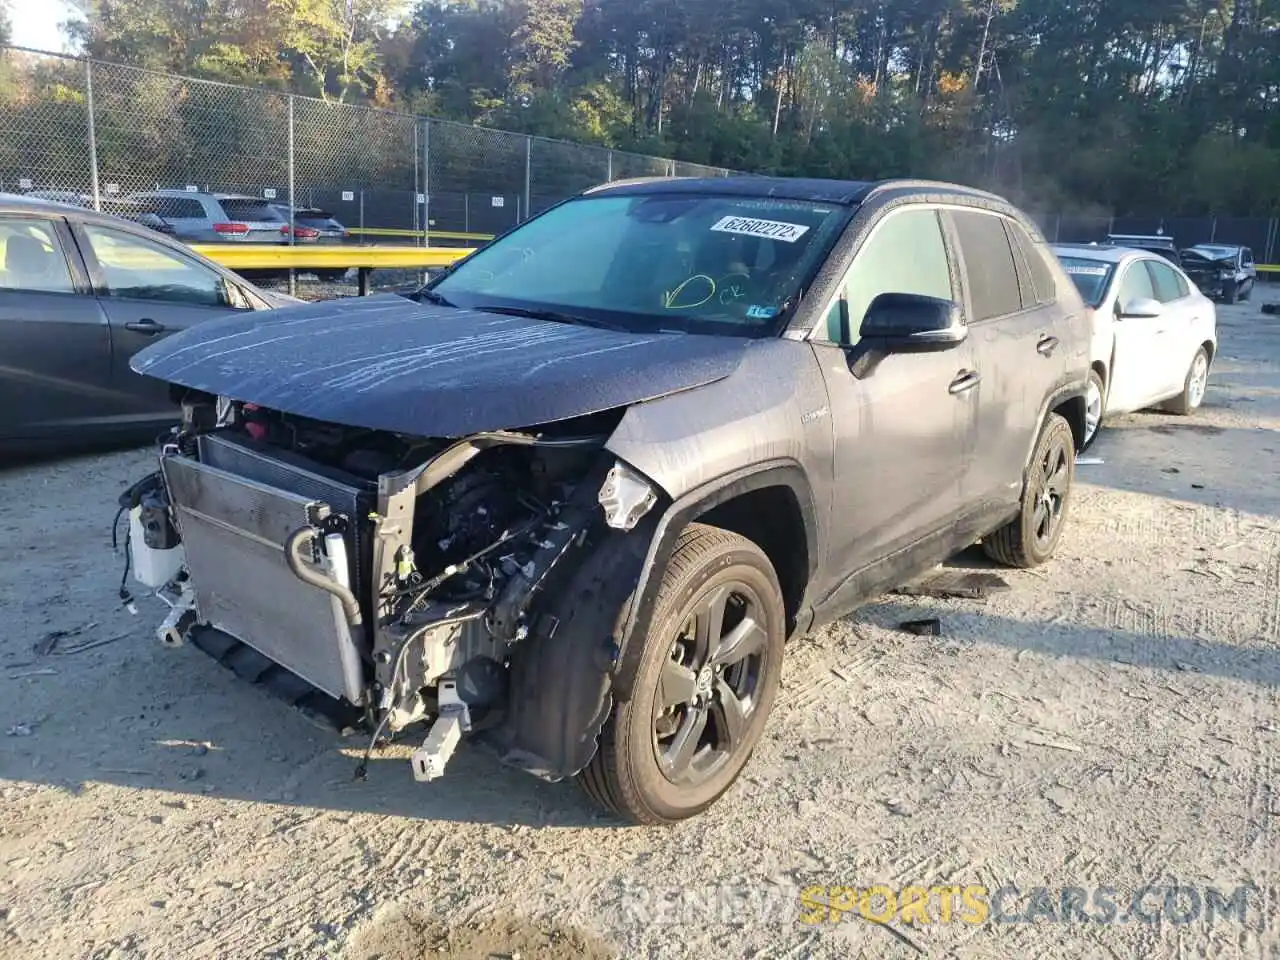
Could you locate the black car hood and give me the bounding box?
[131,295,751,436]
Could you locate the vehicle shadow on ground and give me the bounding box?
[1080,416,1280,518]
[854,594,1279,690]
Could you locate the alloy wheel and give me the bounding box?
[1032,436,1071,549]
[652,582,767,787]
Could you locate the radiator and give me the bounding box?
[162,450,368,704]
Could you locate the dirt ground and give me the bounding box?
[1,292,1278,960]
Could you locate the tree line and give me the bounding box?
[29,0,1280,216]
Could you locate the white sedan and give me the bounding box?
[1051,243,1219,448]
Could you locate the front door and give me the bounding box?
[72,222,247,422]
[1107,259,1168,412]
[808,205,976,591]
[0,215,118,443]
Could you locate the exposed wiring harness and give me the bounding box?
[352,608,479,781]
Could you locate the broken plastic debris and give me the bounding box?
[898,618,942,637]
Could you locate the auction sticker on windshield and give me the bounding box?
[711,216,811,243]
[1063,265,1108,276]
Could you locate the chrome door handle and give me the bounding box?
[1036,335,1059,356]
[124,318,166,335]
[949,370,981,395]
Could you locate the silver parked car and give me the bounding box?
[128,190,292,244]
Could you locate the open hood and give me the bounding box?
[130,294,751,436]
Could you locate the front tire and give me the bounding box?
[1223,282,1239,305]
[1165,346,1210,415]
[577,524,785,825]
[982,413,1075,569]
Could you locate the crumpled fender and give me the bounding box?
[482,514,659,781]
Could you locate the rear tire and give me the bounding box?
[1165,346,1210,415]
[1081,369,1105,451]
[577,524,785,825]
[982,413,1075,569]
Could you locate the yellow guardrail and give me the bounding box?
[192,243,474,294]
[191,243,473,269]
[1255,264,1280,273]
[345,227,495,242]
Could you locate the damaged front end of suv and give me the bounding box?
[116,290,789,823]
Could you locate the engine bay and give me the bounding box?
[137,392,654,783]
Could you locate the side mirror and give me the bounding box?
[859,292,967,353]
[1118,297,1162,319]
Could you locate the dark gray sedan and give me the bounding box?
[0,194,299,453]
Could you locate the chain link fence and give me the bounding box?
[0,46,733,244]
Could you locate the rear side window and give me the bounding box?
[219,199,283,222]
[0,217,76,294]
[145,197,205,219]
[1243,248,1254,265]
[1006,221,1056,306]
[1146,260,1186,303]
[951,210,1023,321]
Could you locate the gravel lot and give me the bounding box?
[1,292,1278,959]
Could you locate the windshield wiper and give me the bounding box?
[414,288,456,307]
[475,304,628,332]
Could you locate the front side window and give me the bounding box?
[818,207,953,344]
[0,217,76,294]
[1146,260,1186,304]
[430,193,850,336]
[1117,261,1157,307]
[82,225,229,306]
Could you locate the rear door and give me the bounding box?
[0,214,119,442]
[1145,258,1206,399]
[948,208,1057,511]
[71,221,251,420]
[142,195,211,242]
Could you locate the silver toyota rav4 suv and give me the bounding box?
[117,176,1091,825]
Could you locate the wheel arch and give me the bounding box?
[612,460,819,702]
[1033,383,1089,458]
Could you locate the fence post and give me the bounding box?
[287,94,296,296]
[412,121,420,238]
[464,194,470,234]
[1209,217,1217,242]
[359,190,365,238]
[421,119,430,249]
[606,149,613,182]
[523,136,532,223]
[84,60,101,211]
[1053,215,1061,242]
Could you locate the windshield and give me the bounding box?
[1183,245,1236,261]
[429,193,851,336]
[1057,256,1114,307]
